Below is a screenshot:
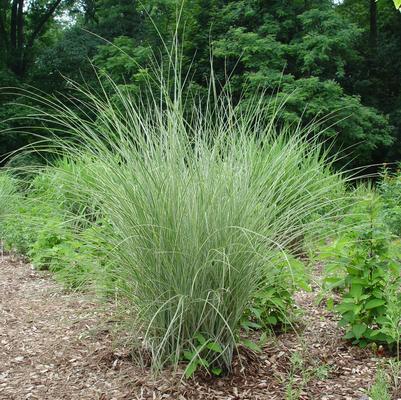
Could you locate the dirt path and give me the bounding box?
[0,256,381,400]
[0,255,138,400]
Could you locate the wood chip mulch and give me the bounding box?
[0,256,387,399]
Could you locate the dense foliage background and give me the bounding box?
[0,0,400,167]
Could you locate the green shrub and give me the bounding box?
[1,198,38,255]
[47,220,115,291]
[29,216,74,269]
[242,252,309,331]
[323,192,401,348]
[379,166,401,236]
[0,163,110,290]
[28,159,99,225]
[2,195,111,290]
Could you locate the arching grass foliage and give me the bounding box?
[1,50,348,374]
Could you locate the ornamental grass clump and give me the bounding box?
[7,52,347,374]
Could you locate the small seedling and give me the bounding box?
[369,368,392,400]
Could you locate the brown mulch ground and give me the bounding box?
[0,255,384,399]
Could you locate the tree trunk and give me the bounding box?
[7,0,62,78]
[10,0,18,49]
[27,0,63,49]
[17,0,24,50]
[0,0,9,48]
[16,0,24,76]
[369,0,377,50]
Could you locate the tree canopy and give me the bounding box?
[1,0,401,168]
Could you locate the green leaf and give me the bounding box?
[211,367,223,376]
[352,323,367,339]
[324,276,344,286]
[265,315,278,325]
[340,311,355,323]
[183,350,194,361]
[336,301,357,313]
[372,290,383,299]
[250,307,262,319]
[367,330,388,341]
[185,361,197,378]
[375,316,388,325]
[194,333,206,345]
[394,0,401,10]
[348,278,367,285]
[198,358,210,368]
[241,338,262,353]
[243,320,262,330]
[259,332,268,346]
[365,298,386,310]
[206,342,223,353]
[344,330,355,339]
[350,284,363,299]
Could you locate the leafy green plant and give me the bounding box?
[380,274,401,360]
[282,344,332,400]
[285,352,304,400]
[1,199,39,255]
[242,252,309,332]
[314,364,331,380]
[284,351,315,400]
[323,192,401,347]
[182,333,224,378]
[29,216,71,269]
[28,159,100,226]
[0,162,112,290]
[379,165,401,236]
[388,359,401,394]
[369,367,392,400]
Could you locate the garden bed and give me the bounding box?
[0,255,381,400]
